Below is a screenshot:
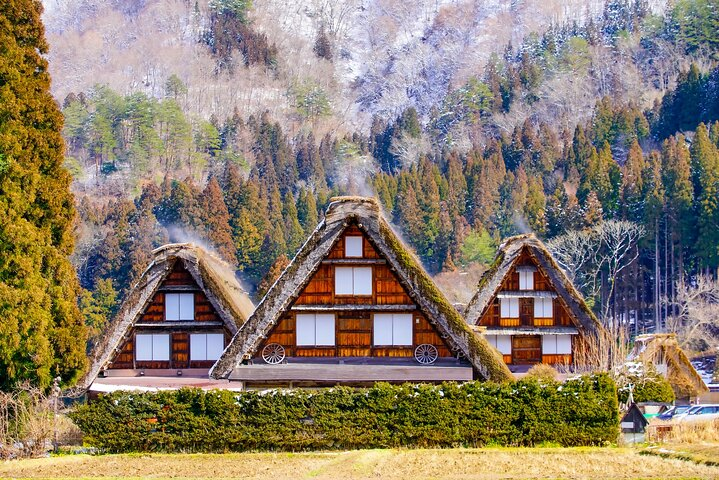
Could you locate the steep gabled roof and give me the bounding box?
[78,243,254,391]
[628,333,708,398]
[464,234,602,336]
[211,197,513,382]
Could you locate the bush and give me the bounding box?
[69,374,619,453]
[525,364,559,383]
[615,362,675,404]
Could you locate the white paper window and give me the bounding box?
[136,334,170,361]
[519,270,534,290]
[296,313,335,346]
[496,335,512,354]
[486,335,497,348]
[556,335,572,354]
[166,293,195,321]
[500,298,519,318]
[373,313,413,346]
[335,267,372,295]
[345,236,363,257]
[190,333,224,361]
[534,298,553,318]
[542,335,557,355]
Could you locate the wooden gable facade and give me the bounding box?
[212,197,513,387]
[258,225,454,363]
[464,234,604,369]
[108,262,233,372]
[79,243,255,393]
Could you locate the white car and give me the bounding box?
[673,404,719,422]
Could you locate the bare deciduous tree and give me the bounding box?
[667,275,719,354]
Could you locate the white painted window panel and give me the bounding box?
[296,314,316,345]
[556,335,572,354]
[345,236,363,257]
[165,294,180,320]
[501,298,519,317]
[534,298,553,318]
[353,267,372,295]
[315,314,336,346]
[206,334,225,360]
[486,335,497,348]
[373,314,394,345]
[190,334,207,360]
[542,335,557,354]
[136,334,153,361]
[519,271,534,290]
[153,334,170,361]
[393,314,413,345]
[496,335,512,354]
[179,293,195,320]
[335,267,354,295]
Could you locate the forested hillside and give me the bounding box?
[41,0,719,354]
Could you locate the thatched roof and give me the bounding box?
[464,234,603,337]
[629,333,708,398]
[211,197,513,382]
[77,243,254,391]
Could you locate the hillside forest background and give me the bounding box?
[7,0,719,387]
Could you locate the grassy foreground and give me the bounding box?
[1,447,719,480]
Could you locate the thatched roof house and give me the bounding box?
[78,243,254,393]
[464,234,604,367]
[628,333,708,400]
[211,197,512,386]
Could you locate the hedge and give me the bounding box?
[70,374,619,453]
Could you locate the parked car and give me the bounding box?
[657,405,691,421]
[673,404,719,423]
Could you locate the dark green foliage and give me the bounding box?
[617,374,675,404]
[70,374,619,453]
[0,0,87,389]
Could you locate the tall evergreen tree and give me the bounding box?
[691,124,719,271]
[0,0,87,388]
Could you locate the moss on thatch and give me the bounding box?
[212,197,513,382]
[77,244,254,392]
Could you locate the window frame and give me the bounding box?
[500,297,519,318]
[344,236,364,258]
[533,297,554,318]
[135,333,170,361]
[165,292,195,321]
[334,266,373,296]
[296,313,336,347]
[372,313,413,346]
[190,333,225,361]
[519,270,534,290]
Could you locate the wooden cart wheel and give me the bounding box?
[261,343,286,364]
[414,344,438,365]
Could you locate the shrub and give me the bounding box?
[69,374,619,453]
[615,362,675,404]
[525,364,559,383]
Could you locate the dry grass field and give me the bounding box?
[1,447,718,480]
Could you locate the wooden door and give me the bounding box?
[172,332,189,369]
[519,298,534,327]
[512,335,541,364]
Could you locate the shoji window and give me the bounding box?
[519,270,534,290]
[542,335,572,354]
[165,293,195,320]
[135,334,170,361]
[190,333,225,361]
[345,236,363,257]
[335,267,372,295]
[500,298,519,318]
[296,313,336,346]
[486,335,512,354]
[373,313,413,346]
[534,298,553,318]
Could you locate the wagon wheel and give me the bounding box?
[261,343,286,364]
[414,344,438,365]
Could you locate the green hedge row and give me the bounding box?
[70,374,619,452]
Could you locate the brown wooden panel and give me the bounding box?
[375,264,412,305]
[498,317,520,327]
[479,301,499,327]
[534,317,554,326]
[542,354,573,365]
[520,298,533,326]
[172,332,189,369]
[295,347,337,357]
[413,314,452,357]
[337,332,372,346]
[327,226,381,259]
[372,347,413,357]
[502,270,519,290]
[502,354,512,364]
[511,335,541,364]
[337,347,372,356]
[109,339,134,369]
[294,265,333,305]
[163,261,195,285]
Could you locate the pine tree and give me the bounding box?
[256,254,290,299]
[282,192,305,255]
[296,188,319,235]
[0,0,87,388]
[199,177,236,264]
[691,124,719,271]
